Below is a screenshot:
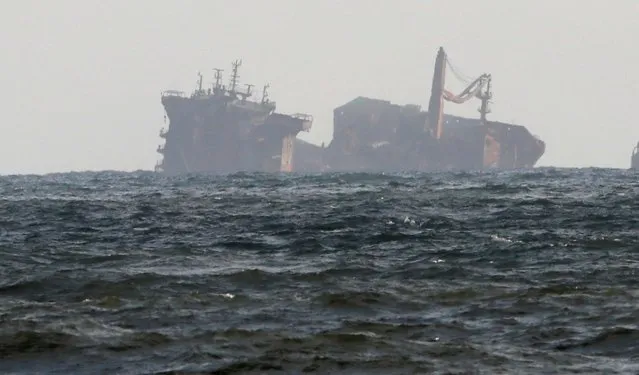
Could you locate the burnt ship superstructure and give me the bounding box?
[155,48,545,174]
[156,60,312,175]
[321,97,545,172]
[299,47,546,172]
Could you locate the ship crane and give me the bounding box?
[442,74,491,104]
[443,73,492,122]
[426,47,493,139]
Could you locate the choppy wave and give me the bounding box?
[0,168,638,374]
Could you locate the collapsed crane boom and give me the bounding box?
[426,47,447,139]
[442,74,491,104]
[426,47,492,139]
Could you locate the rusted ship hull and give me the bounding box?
[313,97,545,172]
[293,47,545,173]
[156,61,312,175]
[156,48,545,175]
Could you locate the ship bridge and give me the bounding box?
[155,60,315,174]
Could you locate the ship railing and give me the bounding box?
[291,113,313,121]
[291,113,313,131]
[190,89,213,98]
[162,90,186,98]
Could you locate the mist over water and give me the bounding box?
[1,169,638,374]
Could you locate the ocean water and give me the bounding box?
[0,168,638,374]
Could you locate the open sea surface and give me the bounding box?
[0,168,638,374]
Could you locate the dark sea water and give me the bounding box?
[1,168,638,374]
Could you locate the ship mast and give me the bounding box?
[213,68,224,94]
[197,72,203,93]
[261,84,270,104]
[229,59,242,95]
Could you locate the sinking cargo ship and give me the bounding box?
[295,47,546,173]
[155,48,545,175]
[155,60,312,175]
[632,142,639,169]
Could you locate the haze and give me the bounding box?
[1,0,637,175]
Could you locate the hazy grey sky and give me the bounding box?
[1,0,637,174]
